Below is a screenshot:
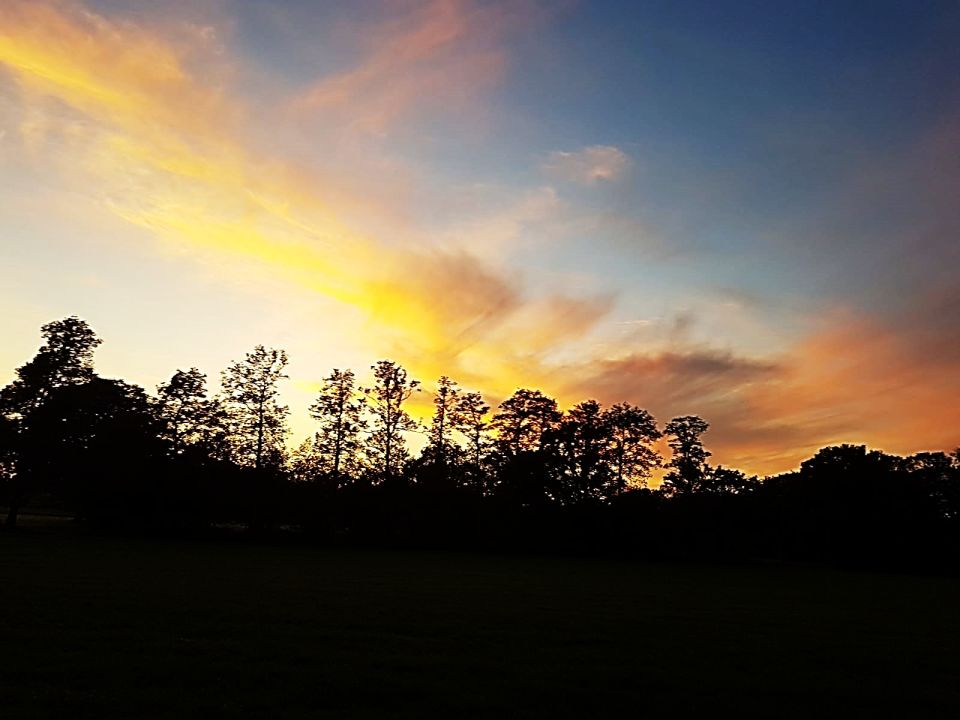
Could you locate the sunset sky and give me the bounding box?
[1,0,958,475]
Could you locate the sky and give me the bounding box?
[1,0,958,475]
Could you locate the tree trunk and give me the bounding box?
[4,479,22,529]
[255,398,265,469]
[333,419,342,478]
[384,429,392,477]
[617,444,624,491]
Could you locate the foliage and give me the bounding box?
[0,316,101,419]
[490,388,561,457]
[0,317,103,526]
[549,399,612,504]
[364,360,420,478]
[454,390,490,491]
[18,378,165,524]
[3,316,960,572]
[661,415,711,495]
[602,402,661,492]
[308,368,366,482]
[155,368,229,459]
[220,345,289,470]
[426,376,460,464]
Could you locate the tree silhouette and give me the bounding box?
[19,378,163,526]
[221,346,289,470]
[0,317,102,526]
[289,437,324,484]
[784,444,944,564]
[365,360,420,478]
[662,415,711,495]
[700,465,758,494]
[3,315,959,571]
[550,400,612,504]
[603,402,661,492]
[901,451,960,521]
[490,389,560,457]
[0,413,18,514]
[455,391,490,491]
[425,376,461,467]
[489,389,561,506]
[0,317,101,418]
[155,368,227,459]
[308,368,366,482]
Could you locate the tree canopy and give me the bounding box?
[2,316,958,571]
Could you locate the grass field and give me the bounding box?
[1,529,959,718]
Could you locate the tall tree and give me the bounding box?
[0,316,101,418]
[662,415,710,495]
[456,391,490,467]
[309,368,366,480]
[365,360,420,478]
[154,368,227,458]
[426,376,460,466]
[0,317,102,527]
[490,389,561,457]
[603,403,661,492]
[489,389,561,506]
[550,400,612,504]
[221,346,289,469]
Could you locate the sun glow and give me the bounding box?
[2,0,958,475]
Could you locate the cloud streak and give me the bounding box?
[558,284,960,476]
[0,0,609,404]
[295,0,536,136]
[544,145,632,185]
[1,1,957,475]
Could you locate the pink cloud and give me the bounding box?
[295,0,539,136]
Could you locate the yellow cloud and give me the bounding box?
[0,0,613,411]
[3,1,956,479]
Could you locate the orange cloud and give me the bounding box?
[9,0,953,475]
[551,283,960,477]
[737,287,960,470]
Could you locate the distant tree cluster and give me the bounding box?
[1,317,958,568]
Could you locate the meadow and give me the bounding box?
[1,526,959,718]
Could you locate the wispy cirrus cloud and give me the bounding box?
[0,0,609,405]
[2,0,958,475]
[543,145,632,185]
[295,0,541,137]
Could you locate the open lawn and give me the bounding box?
[1,529,959,718]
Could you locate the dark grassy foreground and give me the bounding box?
[1,529,959,718]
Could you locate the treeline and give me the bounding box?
[2,317,958,569]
